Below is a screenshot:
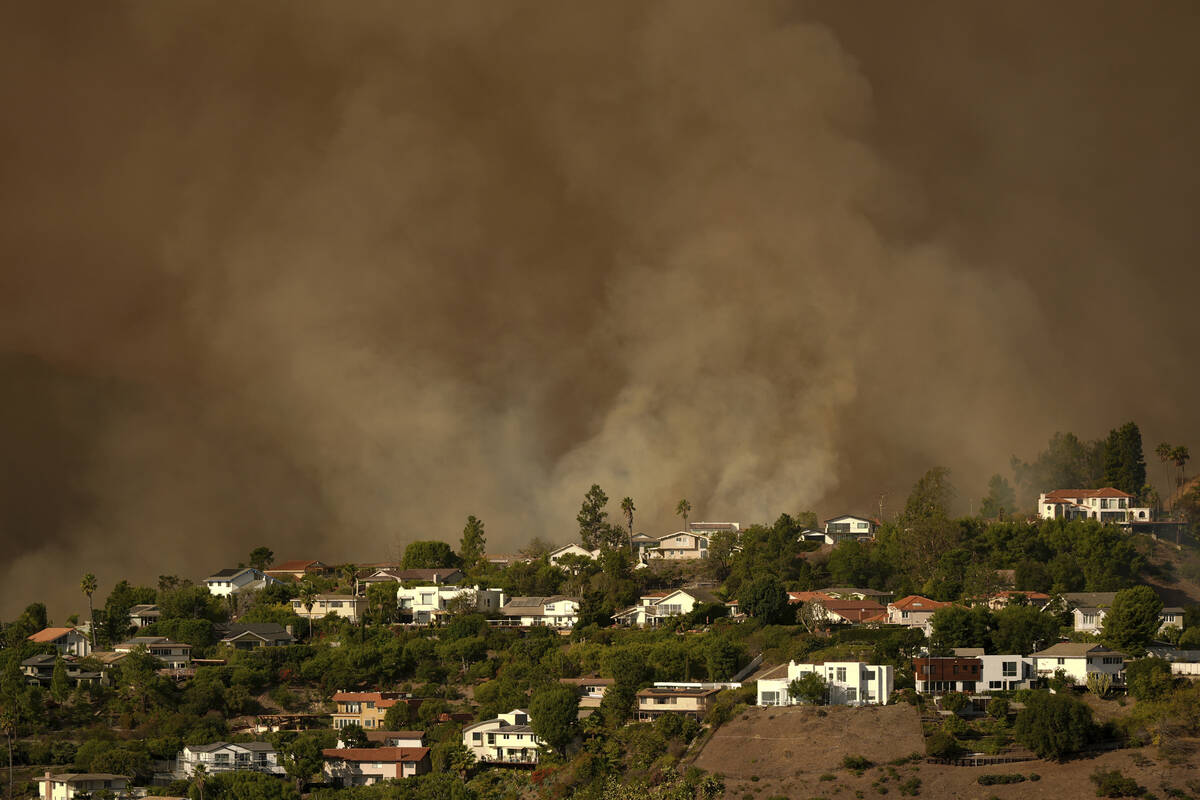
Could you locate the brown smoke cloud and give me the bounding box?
[2,1,1198,617]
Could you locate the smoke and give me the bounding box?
[2,1,1198,617]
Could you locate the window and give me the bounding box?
[1057,658,1065,665]
[846,688,857,701]
[901,611,909,619]
[472,733,481,743]
[1002,662,1017,677]
[989,681,1003,689]
[762,691,779,705]
[836,667,847,682]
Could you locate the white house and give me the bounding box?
[953,649,1036,692]
[547,544,601,565]
[27,628,91,658]
[291,594,367,624]
[1062,592,1117,633]
[498,596,580,628]
[336,730,424,749]
[1031,642,1126,685]
[647,531,709,560]
[800,529,835,545]
[36,773,130,800]
[396,585,505,624]
[886,596,953,634]
[114,637,192,670]
[202,567,281,597]
[128,604,161,629]
[1038,488,1152,526]
[463,709,543,765]
[176,742,283,777]
[321,747,430,785]
[613,587,727,627]
[757,660,894,707]
[823,515,878,543]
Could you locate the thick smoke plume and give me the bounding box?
[2,1,1199,617]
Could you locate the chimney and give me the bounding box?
[43,771,52,800]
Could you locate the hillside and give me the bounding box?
[1137,533,1200,606]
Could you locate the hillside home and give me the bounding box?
[321,747,431,785]
[396,585,505,624]
[819,587,895,605]
[27,628,91,658]
[798,596,887,625]
[613,587,727,627]
[757,661,894,706]
[1062,592,1117,633]
[631,532,661,562]
[559,677,614,709]
[265,560,332,581]
[463,709,543,765]
[114,637,192,670]
[358,568,465,590]
[635,686,721,721]
[977,591,1052,611]
[1038,488,1152,526]
[824,515,878,543]
[216,623,295,649]
[291,594,366,624]
[913,656,983,693]
[20,654,102,688]
[547,544,601,564]
[498,596,581,628]
[332,691,406,730]
[950,649,1036,692]
[176,742,283,777]
[800,529,835,545]
[202,567,281,597]
[887,596,953,633]
[36,773,130,800]
[648,531,709,560]
[128,604,160,628]
[337,730,424,749]
[1031,642,1126,685]
[1161,607,1186,632]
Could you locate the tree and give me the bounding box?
[990,605,1061,656]
[1124,657,1174,701]
[248,547,274,571]
[897,467,960,586]
[1013,691,1094,760]
[50,656,69,703]
[80,573,98,648]
[620,497,636,552]
[1012,431,1105,505]
[279,733,324,793]
[1171,445,1191,488]
[787,672,826,705]
[1101,586,1163,656]
[529,683,579,756]
[737,576,789,624]
[675,498,692,531]
[1102,422,1147,498]
[577,485,611,550]
[383,701,414,730]
[338,723,368,748]
[929,605,993,652]
[979,474,1016,519]
[1156,442,1173,507]
[339,563,358,595]
[401,540,459,569]
[296,583,317,641]
[706,529,738,578]
[459,516,487,568]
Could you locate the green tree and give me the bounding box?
[296,583,317,641]
[529,682,579,756]
[279,733,324,793]
[1171,445,1191,488]
[1124,657,1173,701]
[706,529,738,578]
[620,497,636,552]
[1102,422,1147,498]
[1012,431,1105,505]
[979,474,1016,518]
[787,672,826,705]
[80,573,98,648]
[383,701,414,730]
[50,656,69,703]
[577,485,611,550]
[401,540,459,569]
[1013,691,1094,760]
[737,576,788,624]
[897,467,959,586]
[1101,586,1163,656]
[248,547,275,571]
[458,516,487,568]
[675,498,692,530]
[338,723,368,748]
[929,605,993,652]
[990,605,1061,656]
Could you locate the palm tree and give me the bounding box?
[620,497,636,553]
[298,582,317,641]
[80,573,98,648]
[675,498,692,531]
[192,762,207,800]
[1156,442,1173,510]
[341,564,359,596]
[1,706,16,800]
[1172,445,1191,490]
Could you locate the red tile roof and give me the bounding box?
[889,595,952,612]
[1043,488,1134,500]
[28,628,78,643]
[321,747,429,763]
[787,591,835,604]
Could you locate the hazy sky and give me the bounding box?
[3,1,1198,618]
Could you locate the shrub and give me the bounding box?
[987,698,1010,719]
[1090,768,1141,797]
[1013,691,1094,761]
[977,774,1026,786]
[940,693,971,714]
[843,755,873,771]
[819,774,835,781]
[898,777,921,796]
[924,731,961,759]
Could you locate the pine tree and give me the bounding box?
[50,656,69,703]
[1102,421,1146,497]
[576,485,610,550]
[459,516,486,567]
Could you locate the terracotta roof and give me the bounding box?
[332,691,403,703]
[1043,488,1134,500]
[28,627,79,643]
[890,595,952,611]
[269,560,326,572]
[364,730,424,743]
[821,598,887,622]
[787,591,835,604]
[321,747,429,763]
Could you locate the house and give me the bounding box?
[463,709,543,765]
[687,521,740,535]
[823,515,878,543]
[613,587,728,627]
[757,660,894,706]
[498,596,581,629]
[913,656,983,694]
[216,623,295,649]
[1062,591,1117,633]
[128,604,161,629]
[559,677,614,709]
[36,773,130,800]
[265,560,332,581]
[887,596,953,633]
[337,730,424,749]
[818,598,888,625]
[20,654,102,688]
[114,637,192,670]
[396,585,505,624]
[635,686,721,721]
[647,531,709,560]
[484,554,531,568]
[976,591,1052,611]
[202,567,281,597]
[1031,642,1126,685]
[176,742,283,776]
[27,628,91,658]
[291,594,367,624]
[630,532,661,562]
[800,529,835,545]
[1160,607,1186,633]
[1038,488,1152,526]
[332,691,407,730]
[358,568,466,590]
[950,650,1035,692]
[547,544,601,565]
[322,747,431,785]
[818,587,895,605]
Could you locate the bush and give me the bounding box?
[940,692,971,714]
[978,774,1026,786]
[898,777,922,796]
[987,698,1010,719]
[843,755,873,771]
[1013,691,1094,761]
[924,731,961,759]
[1090,769,1141,797]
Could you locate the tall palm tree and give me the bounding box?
[620,497,636,553]
[341,564,359,596]
[1,705,16,800]
[298,582,317,641]
[1173,445,1191,489]
[80,573,97,648]
[675,498,692,531]
[1156,442,1173,510]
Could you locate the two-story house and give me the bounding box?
[913,656,983,693]
[1062,592,1117,633]
[559,677,614,709]
[321,747,431,785]
[114,637,192,670]
[176,742,283,777]
[635,686,721,721]
[498,597,580,629]
[887,596,953,633]
[358,568,466,592]
[37,772,130,800]
[463,709,543,765]
[1038,488,1152,526]
[613,587,728,627]
[332,691,406,730]
[960,651,1036,693]
[1031,642,1126,685]
[216,623,295,649]
[128,604,161,629]
[291,594,367,624]
[202,567,281,597]
[27,628,91,658]
[757,661,894,706]
[396,585,506,624]
[648,531,709,560]
[823,515,878,543]
[336,730,424,749]
[547,544,601,565]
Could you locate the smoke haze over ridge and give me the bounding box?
[2,1,1199,617]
